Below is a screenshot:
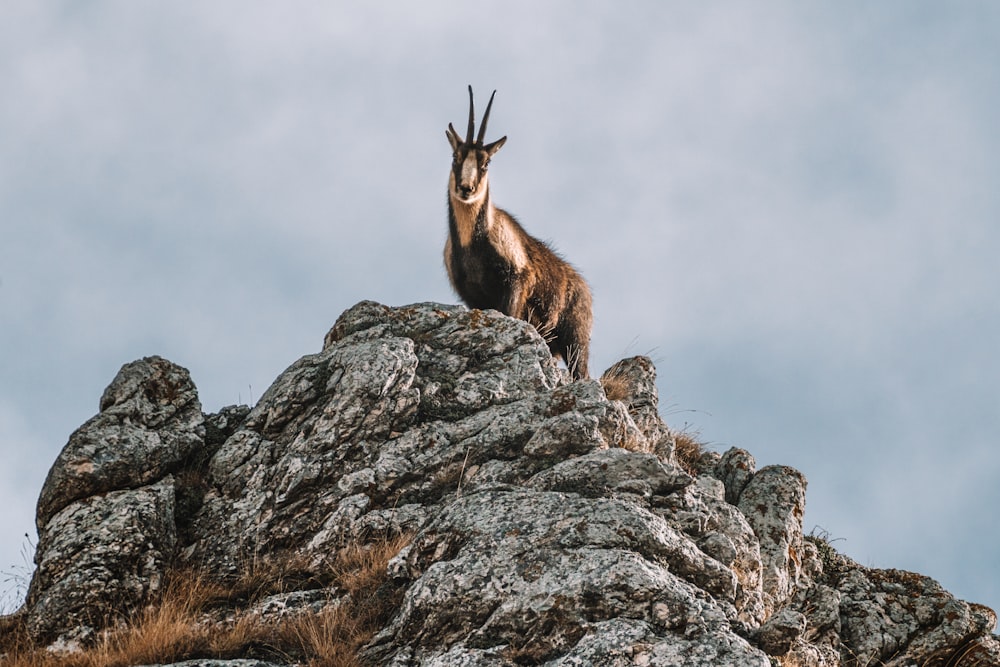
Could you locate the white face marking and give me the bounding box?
[460,153,479,193]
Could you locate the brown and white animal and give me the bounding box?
[444,85,593,379]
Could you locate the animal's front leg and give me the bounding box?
[503,273,529,321]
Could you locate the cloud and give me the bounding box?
[1,2,998,614]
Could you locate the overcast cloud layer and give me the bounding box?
[2,3,998,614]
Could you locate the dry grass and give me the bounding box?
[671,427,706,476]
[599,364,652,453]
[225,548,321,606]
[288,533,412,667]
[1,534,35,617]
[0,534,412,667]
[598,366,632,403]
[0,573,219,667]
[600,364,709,475]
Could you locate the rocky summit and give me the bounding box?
[5,301,999,666]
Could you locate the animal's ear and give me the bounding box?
[446,124,461,151]
[484,136,507,156]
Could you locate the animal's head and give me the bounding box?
[447,85,507,203]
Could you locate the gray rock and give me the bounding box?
[204,404,251,451]
[738,465,807,614]
[837,567,999,666]
[944,635,1000,667]
[324,301,564,421]
[25,477,177,643]
[655,472,766,627]
[599,356,672,454]
[526,447,693,498]
[36,356,204,529]
[363,489,745,664]
[714,447,756,506]
[17,301,999,666]
[755,606,807,655]
[186,333,424,571]
[184,317,636,573]
[412,617,772,667]
[779,641,841,667]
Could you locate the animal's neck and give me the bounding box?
[449,183,492,248]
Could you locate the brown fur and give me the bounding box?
[444,86,593,379]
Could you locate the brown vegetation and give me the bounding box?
[0,533,411,667]
[671,427,706,476]
[599,366,708,474]
[597,366,632,404]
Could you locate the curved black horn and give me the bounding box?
[477,89,497,145]
[465,85,475,145]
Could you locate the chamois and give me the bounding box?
[444,85,593,379]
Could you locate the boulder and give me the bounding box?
[36,356,203,529]
[14,302,999,666]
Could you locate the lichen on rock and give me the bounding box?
[11,301,1000,666]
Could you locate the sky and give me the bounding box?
[1,2,998,617]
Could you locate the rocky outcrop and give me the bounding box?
[11,301,1000,665]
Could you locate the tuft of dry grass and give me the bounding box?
[600,364,709,473]
[0,533,412,667]
[671,428,706,476]
[290,533,412,667]
[286,605,366,667]
[1,571,234,667]
[599,365,650,453]
[225,548,322,606]
[598,366,633,403]
[1,534,35,617]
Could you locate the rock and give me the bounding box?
[204,404,251,452]
[323,301,564,422]
[655,471,767,628]
[599,356,672,455]
[947,636,1000,667]
[14,301,1000,666]
[183,316,636,574]
[738,465,807,614]
[779,641,841,667]
[25,477,177,643]
[410,617,772,667]
[525,447,693,498]
[755,606,807,655]
[714,447,756,506]
[36,356,204,529]
[548,617,770,667]
[363,489,753,665]
[837,567,999,666]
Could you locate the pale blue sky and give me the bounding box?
[2,2,998,615]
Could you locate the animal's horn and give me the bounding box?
[477,89,497,146]
[465,85,475,145]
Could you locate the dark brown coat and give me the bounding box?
[444,87,592,379]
